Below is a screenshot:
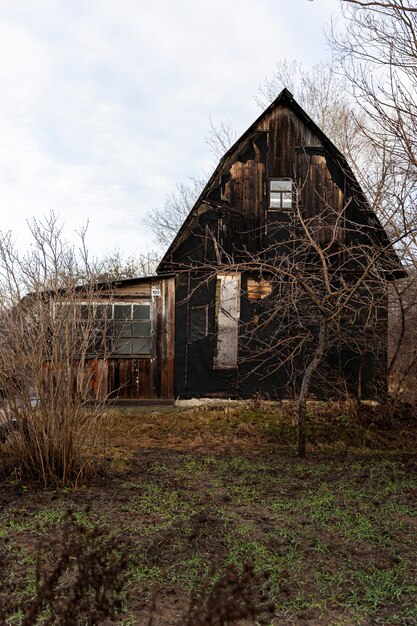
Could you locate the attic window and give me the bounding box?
[269,179,292,210]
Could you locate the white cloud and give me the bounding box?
[0,0,340,260]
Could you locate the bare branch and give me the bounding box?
[342,1,417,12]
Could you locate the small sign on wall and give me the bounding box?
[151,287,161,297]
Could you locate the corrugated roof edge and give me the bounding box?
[25,273,176,299]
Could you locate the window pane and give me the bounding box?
[91,331,106,355]
[113,320,130,337]
[133,304,151,320]
[282,193,292,208]
[80,304,90,320]
[270,196,281,209]
[270,180,291,192]
[56,304,74,321]
[95,304,111,320]
[132,338,151,354]
[132,321,151,336]
[113,338,132,354]
[114,304,131,320]
[80,302,154,355]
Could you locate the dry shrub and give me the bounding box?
[249,392,266,412]
[0,215,112,487]
[142,563,275,626]
[1,509,131,626]
[179,563,274,626]
[0,407,107,487]
[0,515,273,626]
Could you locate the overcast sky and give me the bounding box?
[0,0,340,261]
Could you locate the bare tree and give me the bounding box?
[256,59,361,154]
[0,214,112,486]
[331,0,417,170]
[340,2,416,10]
[144,120,238,249]
[330,0,417,409]
[144,177,207,249]
[205,116,238,159]
[227,182,394,456]
[96,249,161,280]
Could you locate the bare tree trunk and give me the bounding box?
[297,317,328,457]
[356,351,365,409]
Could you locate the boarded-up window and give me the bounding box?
[213,274,240,370]
[247,278,272,301]
[189,305,208,342]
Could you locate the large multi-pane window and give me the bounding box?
[55,302,151,357]
[112,303,151,355]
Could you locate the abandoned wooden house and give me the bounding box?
[77,88,404,402]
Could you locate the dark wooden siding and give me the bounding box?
[163,104,343,268]
[82,277,175,401]
[174,272,238,399]
[163,101,390,401]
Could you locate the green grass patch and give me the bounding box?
[1,403,417,624]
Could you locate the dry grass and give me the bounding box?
[100,399,417,472]
[0,405,112,487]
[1,400,417,625]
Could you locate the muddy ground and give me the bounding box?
[0,404,417,625]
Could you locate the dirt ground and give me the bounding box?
[1,403,417,625]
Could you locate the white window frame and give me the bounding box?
[269,179,293,211]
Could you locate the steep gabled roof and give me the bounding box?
[157,88,405,277]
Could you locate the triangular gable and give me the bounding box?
[157,88,404,277]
